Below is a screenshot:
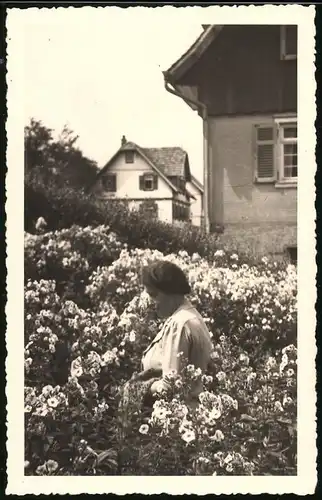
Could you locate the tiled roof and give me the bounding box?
[142,147,187,178]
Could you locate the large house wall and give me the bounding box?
[181,25,297,116]
[208,114,297,255]
[95,151,173,199]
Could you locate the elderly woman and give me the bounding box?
[140,259,213,400]
[118,260,213,438]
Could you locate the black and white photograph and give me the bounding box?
[6,4,316,495]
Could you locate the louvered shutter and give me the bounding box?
[254,125,276,183]
[153,175,158,190]
[139,175,145,191]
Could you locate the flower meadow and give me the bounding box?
[24,224,297,476]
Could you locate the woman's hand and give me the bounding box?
[131,369,162,382]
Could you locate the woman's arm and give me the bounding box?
[150,322,191,395]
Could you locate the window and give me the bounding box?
[280,25,297,60]
[102,174,116,192]
[139,200,158,219]
[125,151,134,164]
[254,118,297,186]
[139,174,158,191]
[173,202,189,221]
[279,122,297,180]
[286,246,297,265]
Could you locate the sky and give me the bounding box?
[22,8,207,182]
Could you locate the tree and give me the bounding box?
[24,118,99,189]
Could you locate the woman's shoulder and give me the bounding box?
[172,305,204,329]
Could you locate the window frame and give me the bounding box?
[143,174,154,191]
[102,173,116,192]
[125,150,134,164]
[275,116,298,186]
[253,116,297,188]
[280,25,297,61]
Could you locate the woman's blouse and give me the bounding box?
[141,298,213,398]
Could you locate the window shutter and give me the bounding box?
[153,175,158,190]
[254,125,276,183]
[139,175,145,191]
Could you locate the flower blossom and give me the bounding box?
[181,429,196,444]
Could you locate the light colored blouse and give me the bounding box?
[141,298,213,398]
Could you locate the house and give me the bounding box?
[163,25,297,259]
[92,136,193,224]
[186,174,204,227]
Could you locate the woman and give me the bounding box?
[118,260,213,437]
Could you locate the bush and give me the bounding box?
[25,176,266,265]
[24,227,297,476]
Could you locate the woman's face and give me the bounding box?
[144,285,168,317]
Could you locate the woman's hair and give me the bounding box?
[141,260,191,296]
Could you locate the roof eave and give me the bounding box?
[164,25,223,84]
[192,179,204,193]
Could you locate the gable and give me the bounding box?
[166,25,297,116]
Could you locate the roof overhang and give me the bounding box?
[163,25,224,84]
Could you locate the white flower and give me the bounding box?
[181,429,196,444]
[71,357,83,378]
[274,401,284,412]
[226,463,234,473]
[216,371,226,382]
[24,405,32,413]
[42,385,53,397]
[239,353,250,366]
[212,430,225,442]
[47,397,59,408]
[46,459,59,473]
[247,372,257,385]
[35,217,47,231]
[101,350,116,365]
[175,379,183,389]
[224,453,233,464]
[128,331,136,343]
[208,408,221,420]
[266,357,277,369]
[283,395,293,407]
[139,424,149,435]
[286,368,295,377]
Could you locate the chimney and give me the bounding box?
[121,135,127,147]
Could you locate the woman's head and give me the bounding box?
[141,260,191,317]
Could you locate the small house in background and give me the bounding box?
[164,25,297,260]
[92,136,193,224]
[186,174,204,227]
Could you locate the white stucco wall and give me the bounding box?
[186,181,203,227]
[97,151,173,200]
